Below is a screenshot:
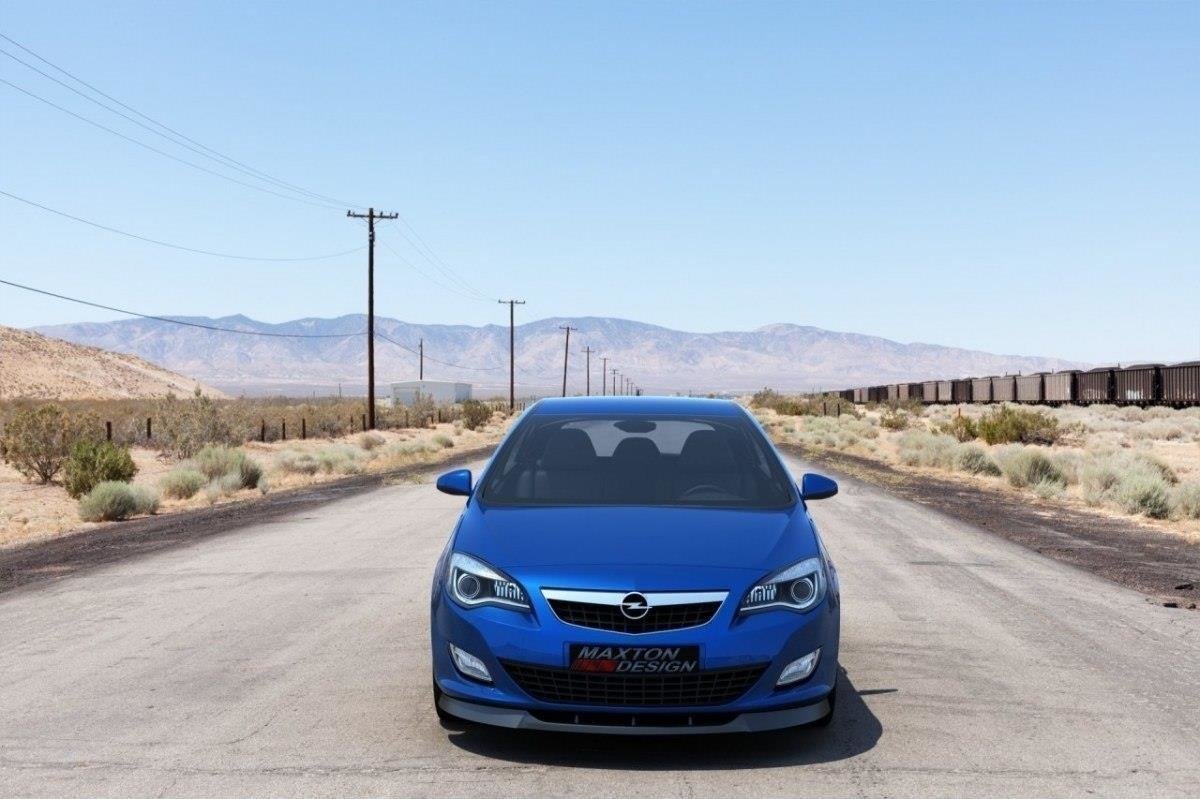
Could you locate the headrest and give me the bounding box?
[612,437,660,461]
[679,430,735,469]
[540,428,597,469]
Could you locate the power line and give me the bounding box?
[377,236,491,302]
[0,76,343,211]
[0,278,365,338]
[0,32,362,210]
[390,217,491,300]
[0,188,363,261]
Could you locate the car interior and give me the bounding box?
[483,417,793,506]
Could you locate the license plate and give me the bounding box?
[569,644,700,673]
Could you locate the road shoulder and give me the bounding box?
[0,444,494,596]
[782,443,1200,609]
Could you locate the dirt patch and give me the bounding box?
[0,445,495,596]
[783,443,1200,610]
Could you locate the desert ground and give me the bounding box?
[754,401,1200,543]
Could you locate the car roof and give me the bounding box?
[527,396,743,416]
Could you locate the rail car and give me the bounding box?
[834,361,1200,408]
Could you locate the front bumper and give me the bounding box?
[438,693,832,735]
[431,574,840,732]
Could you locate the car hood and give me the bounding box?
[452,503,816,574]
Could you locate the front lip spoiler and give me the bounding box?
[437,695,831,735]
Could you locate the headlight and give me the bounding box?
[445,552,530,610]
[739,556,826,614]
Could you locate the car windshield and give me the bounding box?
[481,413,795,508]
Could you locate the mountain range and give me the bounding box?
[30,315,1085,398]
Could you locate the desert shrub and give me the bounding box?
[937,414,978,442]
[433,434,454,449]
[314,445,362,474]
[79,481,159,522]
[1033,479,1065,500]
[997,447,1066,489]
[0,404,100,483]
[1174,482,1200,519]
[1113,472,1172,518]
[976,406,1061,446]
[897,432,959,469]
[160,468,206,499]
[153,390,236,459]
[276,450,321,475]
[358,432,385,451]
[1050,451,1083,486]
[257,474,270,495]
[879,408,910,431]
[1081,458,1122,504]
[193,445,262,489]
[1130,453,1178,485]
[460,400,492,431]
[63,440,137,498]
[955,444,1001,476]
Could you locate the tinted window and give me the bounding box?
[481,413,795,508]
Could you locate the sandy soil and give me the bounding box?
[0,418,509,550]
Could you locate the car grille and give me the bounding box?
[547,598,721,634]
[501,660,767,707]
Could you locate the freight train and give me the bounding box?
[839,362,1200,407]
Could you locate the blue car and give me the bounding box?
[430,396,840,735]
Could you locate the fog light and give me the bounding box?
[449,643,492,683]
[776,647,821,686]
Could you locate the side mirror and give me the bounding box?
[436,469,472,497]
[800,473,838,501]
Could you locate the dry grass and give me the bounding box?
[754,399,1200,543]
[0,414,512,550]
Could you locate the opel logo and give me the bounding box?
[619,592,651,620]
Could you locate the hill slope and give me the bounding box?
[32,315,1083,396]
[0,326,226,400]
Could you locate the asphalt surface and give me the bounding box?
[1,453,1199,798]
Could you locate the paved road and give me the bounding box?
[2,454,1199,798]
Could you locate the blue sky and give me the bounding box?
[1,1,1196,364]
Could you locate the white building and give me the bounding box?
[392,380,472,405]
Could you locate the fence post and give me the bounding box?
[146,417,152,440]
[106,421,112,441]
[260,419,266,442]
[281,419,286,441]
[436,408,441,424]
[822,401,827,416]
[301,418,306,440]
[836,403,841,418]
[405,410,410,427]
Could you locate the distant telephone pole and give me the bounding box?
[418,337,424,380]
[583,346,594,395]
[559,326,577,397]
[600,356,608,396]
[498,299,526,411]
[612,368,619,396]
[346,207,399,429]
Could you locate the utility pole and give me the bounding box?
[559,326,576,397]
[419,337,424,381]
[498,299,526,411]
[583,347,594,396]
[600,356,608,396]
[347,207,398,430]
[612,369,619,396]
